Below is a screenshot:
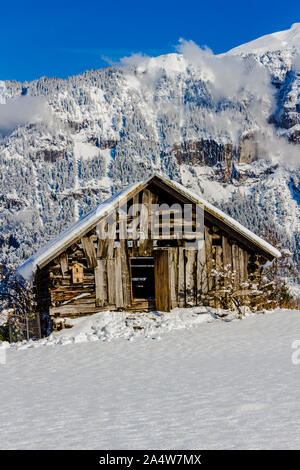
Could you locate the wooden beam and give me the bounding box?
[59,252,69,277]
[215,245,223,308]
[107,259,116,305]
[115,247,124,308]
[120,239,131,308]
[178,247,185,307]
[222,235,232,270]
[196,240,207,304]
[94,259,108,307]
[185,249,196,306]
[81,235,97,268]
[50,303,98,316]
[205,226,214,291]
[169,248,178,309]
[139,189,150,254]
[232,243,239,287]
[154,249,171,311]
[97,238,107,259]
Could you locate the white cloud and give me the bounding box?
[292,54,300,73]
[176,39,274,108]
[105,41,299,167]
[256,130,300,169]
[0,81,6,104]
[0,95,50,136]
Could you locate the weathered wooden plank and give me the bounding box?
[215,245,223,307]
[81,235,97,268]
[130,300,155,311]
[115,247,124,308]
[169,248,178,309]
[51,289,93,301]
[153,220,202,228]
[59,252,69,277]
[196,240,207,304]
[243,250,249,282]
[185,249,196,306]
[120,239,131,308]
[97,238,107,259]
[107,259,116,305]
[147,190,157,248]
[94,259,108,307]
[215,245,223,276]
[154,249,170,311]
[50,303,98,316]
[70,295,95,305]
[205,226,214,292]
[139,189,150,254]
[49,272,95,280]
[178,247,185,307]
[231,243,240,287]
[238,247,245,285]
[130,193,140,248]
[107,239,115,259]
[222,235,232,271]
[154,251,160,310]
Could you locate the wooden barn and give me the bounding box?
[18,174,281,321]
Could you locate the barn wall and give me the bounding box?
[39,186,264,319]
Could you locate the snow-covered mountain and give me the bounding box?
[0,24,299,271]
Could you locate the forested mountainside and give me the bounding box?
[0,24,299,272]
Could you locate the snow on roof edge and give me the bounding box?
[158,175,281,259]
[18,173,281,282]
[17,180,145,282]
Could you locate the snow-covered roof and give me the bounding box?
[156,174,281,259]
[18,181,144,281]
[18,173,281,281]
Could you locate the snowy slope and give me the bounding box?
[0,24,299,272]
[228,23,300,56]
[1,308,300,449]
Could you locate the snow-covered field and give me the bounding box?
[0,308,300,449]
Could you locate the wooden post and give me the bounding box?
[95,259,108,307]
[243,251,249,282]
[139,189,150,255]
[178,247,185,307]
[238,247,245,284]
[120,239,131,308]
[215,245,223,307]
[196,240,207,304]
[81,235,97,268]
[115,247,124,308]
[154,249,171,312]
[205,226,213,292]
[107,259,116,305]
[185,249,196,306]
[169,248,178,309]
[60,253,69,277]
[222,235,232,271]
[97,238,107,259]
[231,243,239,287]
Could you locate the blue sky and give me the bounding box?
[1,0,300,81]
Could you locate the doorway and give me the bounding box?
[130,257,155,300]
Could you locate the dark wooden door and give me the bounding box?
[154,249,171,312]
